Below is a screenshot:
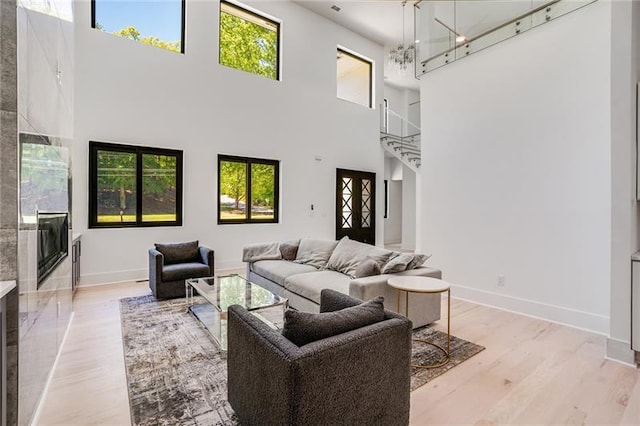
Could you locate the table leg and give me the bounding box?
[411,289,451,369]
[447,288,451,355]
[405,290,409,318]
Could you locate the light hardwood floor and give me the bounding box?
[36,281,640,425]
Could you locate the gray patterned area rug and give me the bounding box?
[120,295,484,425]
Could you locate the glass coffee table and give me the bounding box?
[185,274,288,351]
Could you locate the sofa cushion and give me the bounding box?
[281,296,385,346]
[284,270,350,304]
[294,239,339,269]
[162,262,211,282]
[155,241,200,265]
[354,257,381,278]
[326,237,393,278]
[251,260,318,286]
[279,239,300,261]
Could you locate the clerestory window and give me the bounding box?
[219,1,280,80]
[337,48,373,108]
[91,0,186,53]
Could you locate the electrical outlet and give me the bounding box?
[497,275,505,286]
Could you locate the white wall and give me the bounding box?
[383,84,403,135]
[384,179,402,244]
[401,164,416,251]
[419,1,612,333]
[383,84,419,249]
[73,0,384,285]
[383,83,419,136]
[607,0,640,363]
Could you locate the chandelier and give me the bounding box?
[387,1,415,74]
[388,44,415,71]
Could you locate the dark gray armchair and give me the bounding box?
[227,289,412,426]
[148,241,214,299]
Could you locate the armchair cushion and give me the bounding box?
[281,296,385,346]
[162,262,211,282]
[155,240,200,265]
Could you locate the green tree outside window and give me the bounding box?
[219,2,279,80]
[219,156,279,223]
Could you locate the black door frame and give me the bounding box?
[335,168,376,244]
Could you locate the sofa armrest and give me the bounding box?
[349,267,443,328]
[227,305,301,425]
[293,317,411,425]
[349,266,442,301]
[199,246,215,275]
[148,249,164,281]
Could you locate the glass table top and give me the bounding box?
[187,274,285,312]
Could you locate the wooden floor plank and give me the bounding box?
[36,279,640,425]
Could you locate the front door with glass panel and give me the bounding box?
[336,169,376,244]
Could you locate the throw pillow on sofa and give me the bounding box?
[382,253,414,274]
[354,257,381,278]
[281,296,385,346]
[279,239,300,261]
[407,253,431,270]
[294,239,339,269]
[325,237,393,278]
[382,252,432,274]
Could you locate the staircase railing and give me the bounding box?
[414,0,597,76]
[380,108,421,172]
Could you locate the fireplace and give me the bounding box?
[37,212,69,288]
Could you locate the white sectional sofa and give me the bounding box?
[243,237,443,328]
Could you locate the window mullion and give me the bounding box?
[136,149,143,225]
[246,160,252,223]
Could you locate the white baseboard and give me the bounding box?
[78,261,246,287]
[451,283,610,335]
[605,337,637,367]
[31,312,74,426]
[215,260,245,271]
[79,268,147,287]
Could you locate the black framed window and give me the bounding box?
[337,48,373,108]
[89,141,183,228]
[218,155,279,224]
[219,1,280,80]
[91,0,186,54]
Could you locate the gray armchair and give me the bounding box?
[148,241,214,299]
[227,289,412,426]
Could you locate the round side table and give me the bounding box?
[387,276,451,369]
